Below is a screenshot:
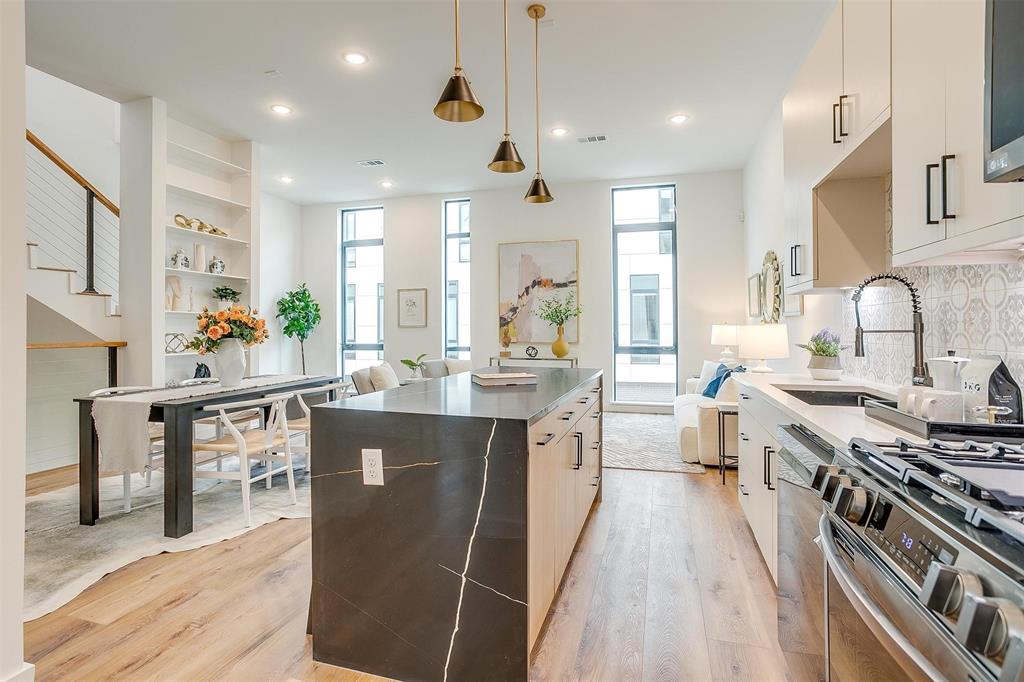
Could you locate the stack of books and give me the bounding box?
[471,372,538,387]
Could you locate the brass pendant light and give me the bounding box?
[488,0,525,172]
[524,4,553,203]
[434,0,484,122]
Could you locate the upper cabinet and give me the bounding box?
[891,0,1024,263]
[783,0,891,291]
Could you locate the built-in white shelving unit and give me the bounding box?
[163,118,257,383]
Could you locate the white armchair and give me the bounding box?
[673,374,739,466]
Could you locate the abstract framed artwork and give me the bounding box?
[498,239,579,345]
[397,288,427,328]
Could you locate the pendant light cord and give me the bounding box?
[534,12,540,172]
[455,0,462,71]
[503,0,509,136]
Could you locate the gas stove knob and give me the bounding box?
[819,474,851,503]
[919,563,981,616]
[812,465,840,491]
[955,594,1024,658]
[1001,636,1024,682]
[832,484,871,524]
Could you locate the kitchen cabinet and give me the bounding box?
[892,0,1024,262]
[737,393,781,582]
[783,0,892,291]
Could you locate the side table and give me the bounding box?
[715,401,739,485]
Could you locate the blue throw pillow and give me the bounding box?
[702,364,746,398]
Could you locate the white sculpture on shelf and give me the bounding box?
[166,275,184,311]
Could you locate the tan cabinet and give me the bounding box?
[892,0,1024,263]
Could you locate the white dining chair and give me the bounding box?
[193,393,297,527]
[88,386,164,513]
[181,376,264,473]
[287,381,352,472]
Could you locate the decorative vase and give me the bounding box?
[208,255,225,275]
[170,248,190,270]
[215,338,246,387]
[808,355,842,381]
[551,325,570,358]
[193,244,206,272]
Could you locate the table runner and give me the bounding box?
[91,375,313,473]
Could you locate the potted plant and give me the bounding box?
[797,328,846,380]
[536,291,582,359]
[276,283,322,374]
[212,285,242,311]
[188,306,268,387]
[401,353,429,379]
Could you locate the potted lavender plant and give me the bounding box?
[797,328,845,380]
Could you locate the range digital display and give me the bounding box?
[865,497,958,585]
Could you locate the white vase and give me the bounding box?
[215,338,246,387]
[808,355,843,381]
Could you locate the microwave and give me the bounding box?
[984,0,1024,182]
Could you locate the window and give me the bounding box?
[612,185,678,403]
[443,199,471,360]
[340,207,385,377]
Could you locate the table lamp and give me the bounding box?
[738,323,790,373]
[710,324,739,366]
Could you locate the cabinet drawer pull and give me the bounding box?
[536,433,555,446]
[572,433,582,469]
[739,483,750,496]
[590,387,601,394]
[739,393,750,400]
[560,411,575,421]
[832,102,841,144]
[941,154,956,219]
[925,163,940,225]
[838,94,849,137]
[591,441,601,450]
[591,411,602,419]
[790,244,802,277]
[765,446,776,491]
[578,397,591,404]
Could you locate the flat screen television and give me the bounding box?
[984,0,1024,182]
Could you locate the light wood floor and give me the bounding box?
[24,466,790,682]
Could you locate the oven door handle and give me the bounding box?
[818,515,947,682]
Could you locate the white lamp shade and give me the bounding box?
[710,324,738,346]
[738,323,790,360]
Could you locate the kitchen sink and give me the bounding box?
[779,388,887,407]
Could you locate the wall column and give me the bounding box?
[119,98,166,386]
[0,0,35,679]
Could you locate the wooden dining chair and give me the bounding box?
[287,381,352,472]
[193,392,297,527]
[88,386,164,513]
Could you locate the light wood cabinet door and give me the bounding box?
[554,430,577,581]
[841,0,892,143]
[942,0,1024,239]
[527,432,557,649]
[891,0,947,254]
[783,5,843,288]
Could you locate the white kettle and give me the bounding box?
[927,351,971,392]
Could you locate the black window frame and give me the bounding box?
[443,198,471,356]
[340,206,385,377]
[611,184,678,402]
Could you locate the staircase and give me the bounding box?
[24,130,121,342]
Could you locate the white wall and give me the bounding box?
[258,192,303,374]
[742,105,844,373]
[26,66,120,204]
[1,0,33,678]
[301,171,747,404]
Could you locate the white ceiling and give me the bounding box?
[26,0,834,205]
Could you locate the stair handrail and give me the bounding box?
[26,129,119,296]
[26,340,125,386]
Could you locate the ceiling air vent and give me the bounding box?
[577,135,607,144]
[356,159,386,167]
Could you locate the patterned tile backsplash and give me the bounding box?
[840,262,1024,386]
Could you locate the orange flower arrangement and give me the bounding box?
[188,305,269,355]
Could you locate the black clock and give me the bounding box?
[525,345,539,358]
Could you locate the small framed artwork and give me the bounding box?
[747,273,762,318]
[397,288,428,328]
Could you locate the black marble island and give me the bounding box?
[310,367,604,682]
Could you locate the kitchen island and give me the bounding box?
[309,367,603,681]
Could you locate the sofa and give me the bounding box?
[673,370,739,466]
[421,358,472,378]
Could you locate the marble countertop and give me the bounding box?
[317,366,603,423]
[732,372,926,449]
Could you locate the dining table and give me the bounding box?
[75,374,345,538]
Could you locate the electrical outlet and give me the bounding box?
[362,448,384,486]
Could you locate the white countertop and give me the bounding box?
[732,372,926,449]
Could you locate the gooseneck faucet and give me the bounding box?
[852,273,932,386]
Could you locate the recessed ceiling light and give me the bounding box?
[669,113,689,125]
[550,127,569,137]
[380,180,393,189]
[343,52,368,65]
[279,176,294,184]
[270,104,293,115]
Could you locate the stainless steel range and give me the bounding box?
[777,426,1024,682]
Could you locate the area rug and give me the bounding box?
[24,464,310,621]
[602,412,704,474]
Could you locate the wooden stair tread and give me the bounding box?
[36,265,76,273]
[76,291,112,297]
[26,241,39,247]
